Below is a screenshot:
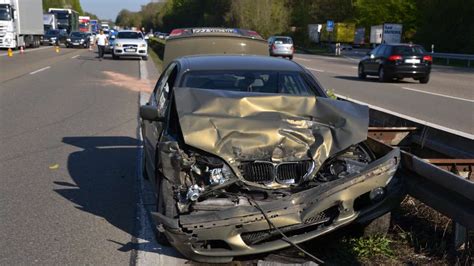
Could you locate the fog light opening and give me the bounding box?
[369,187,385,202]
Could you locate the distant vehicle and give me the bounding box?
[112,30,148,61]
[78,16,90,33]
[370,24,403,45]
[104,31,118,54]
[0,0,44,49]
[43,13,57,31]
[358,43,432,83]
[157,33,168,39]
[268,36,294,60]
[43,29,68,45]
[65,31,90,48]
[353,27,365,47]
[90,19,98,33]
[101,23,110,31]
[164,27,267,66]
[48,8,79,34]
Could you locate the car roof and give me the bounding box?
[118,30,141,33]
[177,55,304,72]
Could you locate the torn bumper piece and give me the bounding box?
[151,148,402,263]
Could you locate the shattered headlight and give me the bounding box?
[191,154,236,187]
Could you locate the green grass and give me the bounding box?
[148,47,163,72]
[348,235,395,259]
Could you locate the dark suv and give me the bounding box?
[358,44,432,83]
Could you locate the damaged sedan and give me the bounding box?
[140,55,404,263]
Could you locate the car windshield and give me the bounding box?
[393,45,425,55]
[182,71,315,96]
[54,12,69,20]
[0,4,12,21]
[274,37,293,44]
[46,30,59,35]
[70,32,84,38]
[117,32,142,39]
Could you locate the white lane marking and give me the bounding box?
[29,66,51,75]
[351,66,358,69]
[0,46,51,57]
[342,55,360,62]
[335,93,474,140]
[294,57,311,61]
[306,67,326,72]
[399,86,474,103]
[71,55,79,59]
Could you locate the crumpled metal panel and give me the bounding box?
[173,87,369,171]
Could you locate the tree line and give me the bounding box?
[115,0,472,53]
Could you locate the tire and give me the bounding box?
[378,66,389,82]
[288,55,293,60]
[142,56,148,61]
[112,53,119,60]
[155,178,176,245]
[360,212,391,237]
[358,64,366,79]
[419,75,430,84]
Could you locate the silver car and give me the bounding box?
[112,30,148,60]
[268,36,294,60]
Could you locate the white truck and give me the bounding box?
[43,13,57,31]
[0,0,44,49]
[370,23,403,46]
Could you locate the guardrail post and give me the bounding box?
[454,170,469,250]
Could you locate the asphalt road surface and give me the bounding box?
[294,53,474,136]
[0,47,142,265]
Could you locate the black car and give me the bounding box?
[358,43,432,83]
[42,29,68,46]
[65,32,90,48]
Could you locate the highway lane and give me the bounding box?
[0,49,143,264]
[294,53,474,136]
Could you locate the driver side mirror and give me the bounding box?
[140,105,164,122]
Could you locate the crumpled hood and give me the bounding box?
[174,87,369,169]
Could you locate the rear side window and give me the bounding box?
[393,46,425,55]
[274,38,293,44]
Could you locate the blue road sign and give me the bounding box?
[327,20,334,32]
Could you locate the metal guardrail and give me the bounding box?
[431,52,474,67]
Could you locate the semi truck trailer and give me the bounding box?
[0,0,44,49]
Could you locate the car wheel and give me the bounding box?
[155,177,176,245]
[142,56,148,61]
[288,55,293,60]
[358,64,366,79]
[378,66,389,82]
[419,75,430,84]
[112,53,119,60]
[359,212,391,237]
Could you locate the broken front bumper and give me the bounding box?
[152,148,403,263]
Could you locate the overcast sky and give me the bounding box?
[81,0,151,21]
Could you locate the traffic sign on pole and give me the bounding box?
[327,20,334,32]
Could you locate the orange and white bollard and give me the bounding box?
[20,46,24,54]
[7,48,13,57]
